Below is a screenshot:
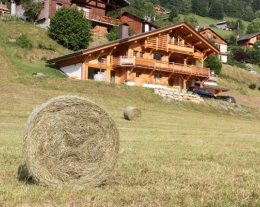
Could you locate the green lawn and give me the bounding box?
[0,18,260,207]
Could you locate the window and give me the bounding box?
[154,74,161,83]
[133,51,138,57]
[56,3,62,10]
[140,52,144,58]
[136,72,142,78]
[153,53,162,60]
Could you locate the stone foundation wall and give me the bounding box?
[154,88,204,103]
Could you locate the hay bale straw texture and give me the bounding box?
[24,96,119,186]
[123,107,141,121]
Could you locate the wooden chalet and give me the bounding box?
[12,0,129,34]
[48,23,219,90]
[199,28,228,63]
[153,4,169,15]
[0,2,8,14]
[237,33,260,48]
[118,12,159,34]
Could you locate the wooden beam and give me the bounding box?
[184,34,192,38]
[203,48,211,53]
[194,41,202,46]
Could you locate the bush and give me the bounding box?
[249,83,257,90]
[38,43,55,51]
[49,7,92,51]
[22,1,42,22]
[16,34,33,49]
[205,55,222,75]
[258,86,260,91]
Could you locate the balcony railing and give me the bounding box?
[113,56,210,77]
[87,13,120,25]
[168,43,194,54]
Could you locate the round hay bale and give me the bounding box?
[123,107,141,121]
[24,96,119,186]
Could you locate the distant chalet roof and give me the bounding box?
[119,11,159,29]
[216,21,227,25]
[237,33,260,42]
[48,22,219,64]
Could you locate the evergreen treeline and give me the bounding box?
[124,0,260,22]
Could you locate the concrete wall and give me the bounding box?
[60,63,82,80]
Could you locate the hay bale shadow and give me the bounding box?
[17,164,35,184]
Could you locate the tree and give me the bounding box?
[247,18,260,34]
[172,0,192,14]
[208,1,224,19]
[168,7,178,22]
[242,6,255,21]
[22,0,42,22]
[106,24,120,41]
[192,0,208,17]
[49,7,92,51]
[184,15,198,28]
[205,55,222,75]
[252,0,260,12]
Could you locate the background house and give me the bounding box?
[237,33,260,48]
[216,21,228,30]
[11,0,129,35]
[0,2,8,14]
[199,28,228,63]
[118,11,159,34]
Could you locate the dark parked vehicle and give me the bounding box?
[188,87,215,98]
[216,96,236,103]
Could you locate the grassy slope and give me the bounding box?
[0,19,260,207]
[179,14,249,39]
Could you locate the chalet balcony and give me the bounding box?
[167,43,194,54]
[113,56,210,77]
[87,13,120,25]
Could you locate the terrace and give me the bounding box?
[113,56,210,77]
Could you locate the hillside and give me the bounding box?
[0,18,260,206]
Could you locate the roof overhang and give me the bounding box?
[48,22,220,65]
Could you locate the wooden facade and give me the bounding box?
[48,23,219,90]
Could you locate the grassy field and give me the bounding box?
[0,19,260,207]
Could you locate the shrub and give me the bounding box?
[49,7,92,51]
[205,55,222,75]
[38,43,55,51]
[258,86,260,91]
[22,0,42,22]
[249,83,257,90]
[16,34,33,49]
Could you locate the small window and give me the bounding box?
[208,33,212,38]
[154,74,161,83]
[140,52,144,58]
[133,51,138,57]
[136,72,142,78]
[153,53,162,60]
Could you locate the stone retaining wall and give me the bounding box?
[154,88,204,103]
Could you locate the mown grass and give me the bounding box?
[0,17,260,207]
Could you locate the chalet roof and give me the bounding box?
[199,28,228,44]
[48,22,219,64]
[119,12,159,29]
[104,0,129,10]
[237,33,260,42]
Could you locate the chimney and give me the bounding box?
[119,24,129,39]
